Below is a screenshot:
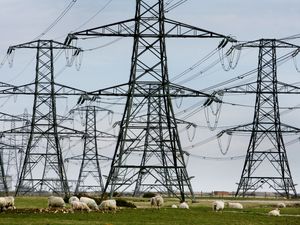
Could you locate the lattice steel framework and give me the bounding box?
[70,105,113,194]
[67,0,234,201]
[5,40,82,196]
[0,146,8,195]
[0,111,30,193]
[221,39,300,198]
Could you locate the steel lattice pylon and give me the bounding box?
[222,39,300,198]
[70,105,113,194]
[67,0,234,201]
[0,146,8,195]
[10,40,81,196]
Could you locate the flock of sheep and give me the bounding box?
[151,195,285,216]
[0,194,288,217]
[48,196,117,212]
[212,200,284,216]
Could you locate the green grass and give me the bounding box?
[0,197,299,225]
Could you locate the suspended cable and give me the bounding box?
[74,0,114,31]
[165,0,188,12]
[279,33,300,41]
[33,0,78,40]
[83,37,125,52]
[186,124,196,142]
[171,48,218,82]
[217,131,233,155]
[189,153,245,161]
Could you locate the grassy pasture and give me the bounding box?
[0,197,299,225]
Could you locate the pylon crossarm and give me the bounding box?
[277,81,300,93]
[9,39,80,50]
[233,38,300,49]
[163,18,235,41]
[280,123,300,133]
[218,123,253,136]
[95,130,117,139]
[222,80,300,94]
[67,18,235,41]
[66,18,136,42]
[70,105,113,114]
[53,82,86,95]
[0,81,86,96]
[0,112,29,122]
[65,154,111,162]
[0,81,16,89]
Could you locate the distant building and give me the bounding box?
[213,191,230,197]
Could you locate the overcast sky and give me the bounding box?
[0,0,300,194]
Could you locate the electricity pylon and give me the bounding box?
[66,0,235,201]
[68,105,114,194]
[219,39,300,198]
[1,40,84,196]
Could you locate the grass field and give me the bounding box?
[0,196,299,225]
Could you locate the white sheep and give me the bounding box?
[227,202,243,209]
[4,196,15,210]
[80,197,99,211]
[99,199,117,211]
[171,204,178,208]
[179,202,189,209]
[48,196,66,208]
[71,201,91,212]
[277,202,286,208]
[212,200,225,211]
[0,197,7,211]
[150,195,164,209]
[268,208,280,216]
[68,196,80,204]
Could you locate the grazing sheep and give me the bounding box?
[99,199,117,211]
[150,195,164,209]
[3,196,15,210]
[171,204,178,208]
[277,202,286,208]
[212,200,225,211]
[179,202,189,209]
[268,208,280,216]
[80,197,99,211]
[68,196,80,204]
[227,202,243,209]
[71,201,91,212]
[48,196,65,208]
[0,197,7,212]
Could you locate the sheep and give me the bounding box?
[227,202,243,209]
[68,196,80,204]
[80,197,99,211]
[48,196,66,208]
[171,204,178,208]
[179,202,189,209]
[0,197,7,212]
[212,200,225,212]
[2,196,16,210]
[277,202,286,208]
[268,208,280,216]
[150,195,164,209]
[99,199,117,211]
[71,201,91,212]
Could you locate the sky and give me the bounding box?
[0,0,300,194]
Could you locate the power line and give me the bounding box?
[74,0,114,31]
[33,0,78,40]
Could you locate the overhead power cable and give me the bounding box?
[165,0,188,12]
[189,153,245,161]
[74,0,114,31]
[33,0,78,40]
